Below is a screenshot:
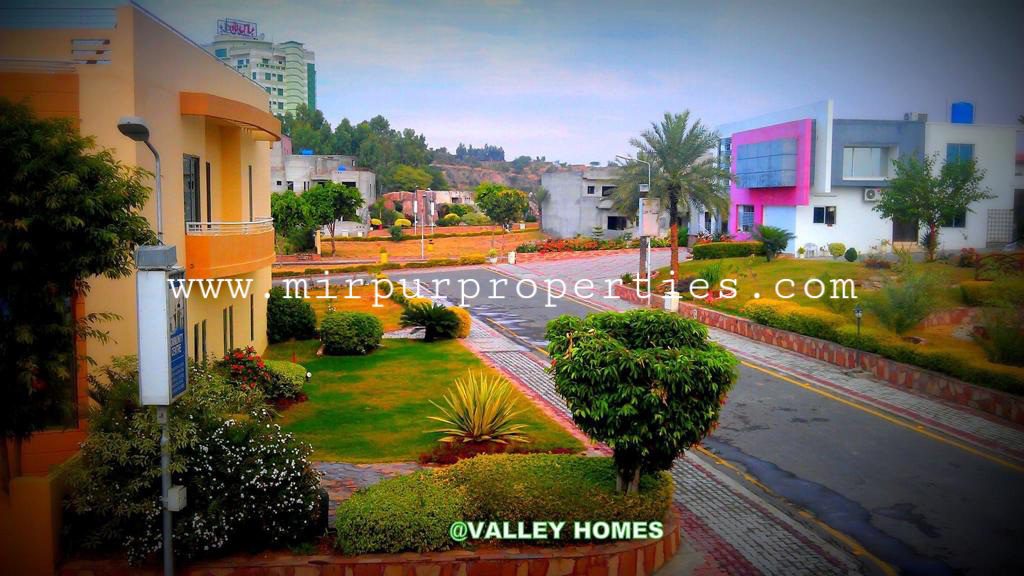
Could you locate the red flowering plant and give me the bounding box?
[217,346,272,395]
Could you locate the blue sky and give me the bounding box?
[137,0,1022,163]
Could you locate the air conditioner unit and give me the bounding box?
[863,188,882,202]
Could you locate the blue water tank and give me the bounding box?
[300,148,314,155]
[951,101,974,124]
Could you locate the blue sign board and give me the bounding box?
[169,326,187,399]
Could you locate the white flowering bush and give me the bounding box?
[64,357,322,564]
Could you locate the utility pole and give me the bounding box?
[616,155,652,280]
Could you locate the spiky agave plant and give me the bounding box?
[428,371,529,444]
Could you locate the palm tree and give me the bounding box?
[613,111,731,281]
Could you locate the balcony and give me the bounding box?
[185,218,275,279]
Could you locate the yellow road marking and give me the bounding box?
[741,361,1024,474]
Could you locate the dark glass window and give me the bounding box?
[813,206,837,225]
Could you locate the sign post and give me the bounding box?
[136,244,188,576]
[638,196,660,280]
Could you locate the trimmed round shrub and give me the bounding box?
[320,311,384,355]
[828,242,847,259]
[267,287,318,343]
[264,359,307,400]
[450,307,472,338]
[844,247,858,262]
[440,213,461,226]
[395,218,412,227]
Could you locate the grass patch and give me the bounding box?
[265,339,583,462]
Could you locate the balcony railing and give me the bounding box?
[186,217,273,236]
[184,217,275,279]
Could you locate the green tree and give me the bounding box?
[0,99,156,489]
[546,310,737,493]
[391,164,433,192]
[281,104,332,154]
[874,153,991,261]
[303,182,364,255]
[270,190,311,235]
[475,182,529,249]
[613,111,730,281]
[425,165,449,190]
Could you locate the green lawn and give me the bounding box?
[264,338,584,462]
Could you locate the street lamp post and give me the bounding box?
[118,117,176,576]
[616,154,652,280]
[854,303,864,368]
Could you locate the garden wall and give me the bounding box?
[60,510,681,576]
[613,285,1024,426]
[513,247,670,264]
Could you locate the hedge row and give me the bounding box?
[325,227,536,242]
[692,241,764,260]
[272,255,487,278]
[335,454,672,555]
[740,299,1024,396]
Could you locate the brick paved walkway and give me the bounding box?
[316,462,422,524]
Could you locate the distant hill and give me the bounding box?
[433,159,573,191]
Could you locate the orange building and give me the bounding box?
[0,4,279,574]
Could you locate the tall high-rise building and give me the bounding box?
[203,18,315,117]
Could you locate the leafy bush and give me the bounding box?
[869,273,939,334]
[461,212,492,225]
[428,371,527,444]
[335,471,462,555]
[844,247,858,262]
[959,280,993,306]
[440,213,461,226]
[828,243,847,259]
[677,226,689,247]
[65,358,321,564]
[458,255,487,265]
[697,261,725,287]
[418,442,576,465]
[957,247,979,268]
[450,306,472,338]
[692,241,764,260]
[863,254,892,269]
[264,359,307,401]
[975,253,1024,280]
[217,346,273,394]
[974,310,1024,366]
[388,224,404,241]
[446,455,671,530]
[335,454,672,554]
[621,272,634,285]
[320,311,384,355]
[546,310,736,492]
[741,299,845,341]
[753,226,795,261]
[400,302,460,342]
[267,286,318,343]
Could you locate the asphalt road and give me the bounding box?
[388,266,1024,576]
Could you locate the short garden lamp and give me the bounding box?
[854,303,863,337]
